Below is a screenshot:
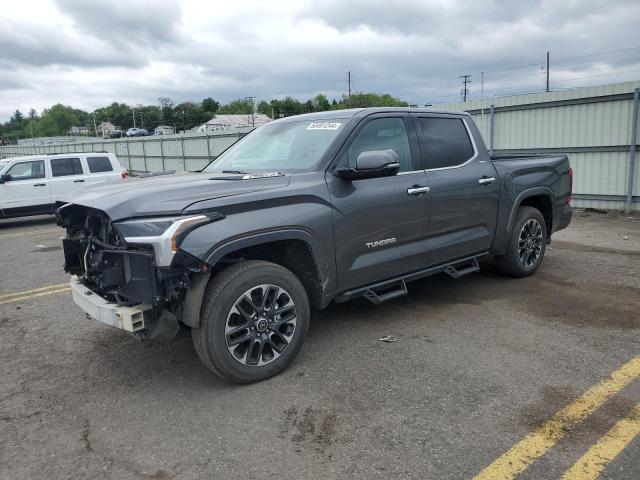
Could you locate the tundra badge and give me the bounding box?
[366,237,397,249]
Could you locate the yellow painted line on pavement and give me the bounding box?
[0,283,71,304]
[0,228,60,239]
[562,402,640,480]
[474,355,640,480]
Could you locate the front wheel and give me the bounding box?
[496,206,547,277]
[192,260,310,383]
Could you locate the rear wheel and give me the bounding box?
[496,206,547,277]
[192,260,310,383]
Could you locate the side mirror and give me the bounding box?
[0,174,11,184]
[334,149,400,180]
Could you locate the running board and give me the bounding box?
[444,258,480,279]
[335,253,487,304]
[363,279,408,305]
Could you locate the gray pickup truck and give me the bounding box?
[57,107,572,383]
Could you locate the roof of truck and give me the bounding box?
[0,152,115,163]
[272,107,470,123]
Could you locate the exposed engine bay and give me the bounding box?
[57,204,205,315]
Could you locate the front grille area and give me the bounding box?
[59,206,158,305]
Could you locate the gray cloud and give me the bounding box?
[54,0,183,49]
[2,0,640,120]
[0,21,145,68]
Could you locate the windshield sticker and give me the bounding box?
[307,122,342,130]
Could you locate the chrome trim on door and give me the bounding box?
[407,186,431,195]
[478,177,496,185]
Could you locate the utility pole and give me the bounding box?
[481,72,484,98]
[546,51,550,92]
[132,107,136,128]
[245,96,256,126]
[93,113,97,137]
[347,71,352,107]
[460,75,471,102]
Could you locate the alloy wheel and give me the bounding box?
[224,284,297,366]
[518,219,544,268]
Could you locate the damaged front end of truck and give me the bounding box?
[56,203,222,337]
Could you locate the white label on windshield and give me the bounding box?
[307,122,342,130]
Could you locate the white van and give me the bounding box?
[0,153,128,219]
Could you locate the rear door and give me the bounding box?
[0,159,52,216]
[84,155,122,185]
[49,157,87,202]
[411,114,499,265]
[326,113,431,290]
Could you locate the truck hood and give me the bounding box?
[59,172,291,220]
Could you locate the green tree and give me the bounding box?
[217,99,253,114]
[312,94,331,112]
[201,97,220,113]
[34,104,78,136]
[10,110,24,125]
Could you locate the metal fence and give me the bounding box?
[431,80,640,212]
[0,130,250,173]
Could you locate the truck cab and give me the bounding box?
[0,152,127,219]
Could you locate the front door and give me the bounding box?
[411,114,499,265]
[327,114,431,290]
[0,159,52,216]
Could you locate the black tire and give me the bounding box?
[192,260,310,383]
[495,206,547,277]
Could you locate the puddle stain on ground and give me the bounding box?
[280,405,338,448]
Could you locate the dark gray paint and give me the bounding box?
[58,107,573,306]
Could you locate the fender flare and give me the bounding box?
[506,186,555,233]
[204,228,331,290]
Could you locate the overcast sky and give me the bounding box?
[2,0,640,121]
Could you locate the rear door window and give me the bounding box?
[87,156,114,173]
[414,117,475,169]
[51,157,83,177]
[5,160,45,180]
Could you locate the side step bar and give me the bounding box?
[444,257,480,279]
[336,253,487,304]
[363,279,408,305]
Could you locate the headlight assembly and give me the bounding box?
[114,213,222,266]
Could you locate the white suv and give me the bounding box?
[0,153,128,219]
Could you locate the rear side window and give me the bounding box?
[51,157,83,177]
[87,156,113,173]
[415,117,475,169]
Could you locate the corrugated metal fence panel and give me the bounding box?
[433,80,640,210]
[569,151,628,196]
[0,131,247,173]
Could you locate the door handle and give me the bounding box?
[73,179,85,183]
[33,183,46,187]
[407,186,430,195]
[478,177,496,185]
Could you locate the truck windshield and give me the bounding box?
[204,119,347,173]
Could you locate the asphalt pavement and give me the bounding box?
[1,211,639,479]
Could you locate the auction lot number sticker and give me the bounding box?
[307,122,342,130]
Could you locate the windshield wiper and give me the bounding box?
[221,170,249,174]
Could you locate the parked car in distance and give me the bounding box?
[57,107,572,383]
[125,128,149,137]
[0,153,128,219]
[110,130,124,138]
